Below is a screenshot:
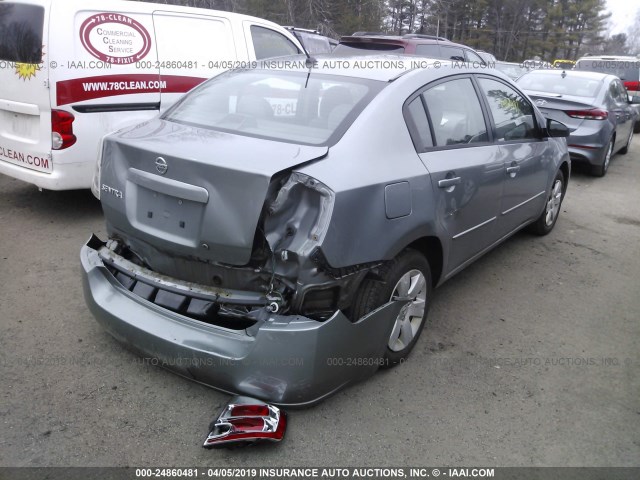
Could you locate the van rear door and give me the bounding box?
[0,0,52,174]
[152,11,241,111]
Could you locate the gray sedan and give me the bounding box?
[517,69,639,176]
[82,56,570,406]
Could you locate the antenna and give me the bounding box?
[290,29,317,69]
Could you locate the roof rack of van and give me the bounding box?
[402,33,448,41]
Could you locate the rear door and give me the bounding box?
[152,11,240,112]
[609,78,633,148]
[0,0,52,173]
[410,76,504,276]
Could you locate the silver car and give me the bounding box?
[517,69,639,176]
[82,56,570,406]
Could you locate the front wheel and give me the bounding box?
[350,249,432,367]
[528,169,565,236]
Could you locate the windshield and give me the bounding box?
[164,69,384,146]
[517,72,603,98]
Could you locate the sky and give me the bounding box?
[606,0,639,35]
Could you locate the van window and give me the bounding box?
[415,44,441,58]
[464,49,485,64]
[575,59,640,82]
[440,46,465,62]
[0,3,44,63]
[251,26,300,59]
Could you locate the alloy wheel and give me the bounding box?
[388,270,427,352]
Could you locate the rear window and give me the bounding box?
[251,26,300,60]
[295,31,332,55]
[575,59,640,81]
[163,69,384,146]
[517,72,603,98]
[334,43,405,55]
[0,3,44,63]
[415,44,441,58]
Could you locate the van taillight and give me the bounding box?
[51,110,76,150]
[623,81,639,92]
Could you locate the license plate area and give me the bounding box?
[132,184,205,244]
[0,110,39,142]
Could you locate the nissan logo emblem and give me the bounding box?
[535,99,547,107]
[155,157,168,175]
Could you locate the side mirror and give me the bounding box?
[547,118,570,138]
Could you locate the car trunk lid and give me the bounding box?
[524,91,598,130]
[100,119,328,266]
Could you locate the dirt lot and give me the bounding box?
[1,141,639,468]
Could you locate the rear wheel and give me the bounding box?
[350,249,432,367]
[528,169,565,236]
[620,126,634,154]
[592,137,614,177]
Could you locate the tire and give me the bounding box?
[620,126,634,154]
[634,121,640,134]
[350,249,432,367]
[527,169,565,236]
[591,137,614,177]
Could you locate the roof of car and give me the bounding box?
[339,34,470,49]
[577,55,638,61]
[522,69,613,81]
[256,54,421,82]
[254,53,515,85]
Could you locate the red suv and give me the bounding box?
[334,33,487,64]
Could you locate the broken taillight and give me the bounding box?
[203,396,287,448]
[51,110,77,150]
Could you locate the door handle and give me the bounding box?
[438,177,461,188]
[506,165,521,176]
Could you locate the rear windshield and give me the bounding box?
[296,31,332,55]
[575,59,640,81]
[0,3,44,63]
[163,69,384,146]
[333,43,405,55]
[517,72,603,98]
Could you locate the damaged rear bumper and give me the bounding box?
[80,236,404,406]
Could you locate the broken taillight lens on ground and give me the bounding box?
[203,396,287,448]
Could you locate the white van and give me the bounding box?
[0,0,302,190]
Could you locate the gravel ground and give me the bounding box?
[1,140,639,468]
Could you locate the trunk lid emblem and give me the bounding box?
[155,157,168,175]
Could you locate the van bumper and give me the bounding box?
[0,158,93,190]
[80,237,403,407]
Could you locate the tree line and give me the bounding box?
[135,0,639,61]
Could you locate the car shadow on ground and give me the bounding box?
[0,176,103,224]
